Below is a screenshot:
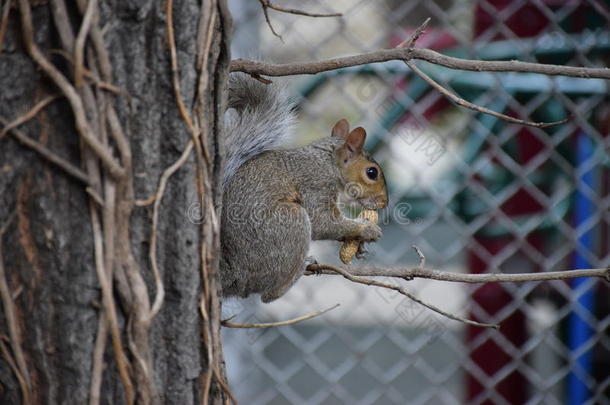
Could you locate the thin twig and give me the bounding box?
[165,0,196,134]
[260,0,341,18]
[73,0,97,88]
[212,368,238,405]
[134,196,155,207]
[89,204,135,404]
[148,140,194,320]
[0,94,61,139]
[48,0,75,52]
[248,73,273,84]
[221,304,340,328]
[194,13,216,171]
[89,314,108,405]
[411,245,425,268]
[405,60,568,128]
[257,0,341,41]
[306,264,610,283]
[309,264,499,329]
[195,4,217,115]
[0,338,30,405]
[0,215,32,404]
[394,21,569,128]
[199,294,214,405]
[1,117,91,185]
[259,0,283,41]
[0,0,11,54]
[396,18,430,49]
[85,187,105,207]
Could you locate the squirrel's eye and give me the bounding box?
[365,166,378,180]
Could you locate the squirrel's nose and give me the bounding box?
[376,195,388,209]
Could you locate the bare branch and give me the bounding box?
[165,0,197,134]
[221,304,340,328]
[259,0,283,41]
[148,140,194,321]
[89,204,135,405]
[0,0,12,54]
[259,0,342,18]
[305,260,609,329]
[306,264,610,284]
[89,315,108,405]
[74,0,97,88]
[0,94,62,139]
[391,22,568,128]
[311,264,498,329]
[231,47,610,80]
[230,27,608,127]
[405,59,568,128]
[257,0,341,41]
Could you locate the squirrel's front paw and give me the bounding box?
[358,222,382,242]
[355,243,369,260]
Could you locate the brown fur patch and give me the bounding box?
[17,176,42,284]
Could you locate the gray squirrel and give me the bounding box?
[220,74,388,302]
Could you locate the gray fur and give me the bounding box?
[221,79,386,303]
[220,138,383,302]
[223,73,296,185]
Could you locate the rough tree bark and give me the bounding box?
[0,0,231,404]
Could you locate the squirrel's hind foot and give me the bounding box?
[305,256,322,275]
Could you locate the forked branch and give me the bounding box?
[230,47,610,80]
[306,263,610,284]
[305,245,609,329]
[231,20,609,127]
[257,0,342,41]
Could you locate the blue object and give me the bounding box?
[568,131,596,405]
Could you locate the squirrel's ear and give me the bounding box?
[337,127,366,164]
[345,127,366,152]
[331,119,350,139]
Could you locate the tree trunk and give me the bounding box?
[0,0,231,404]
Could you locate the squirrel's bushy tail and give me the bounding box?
[224,73,296,185]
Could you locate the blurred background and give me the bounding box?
[222,0,610,404]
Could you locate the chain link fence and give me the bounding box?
[223,1,610,403]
